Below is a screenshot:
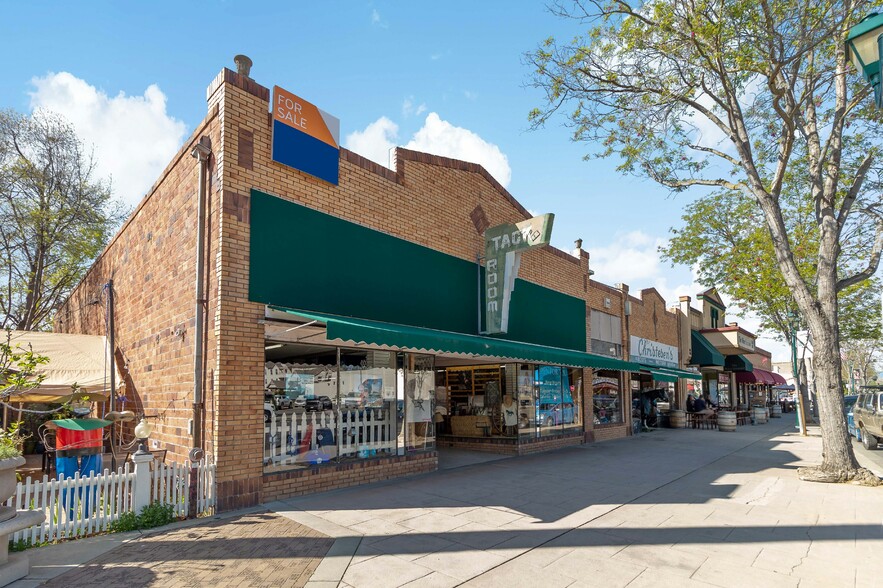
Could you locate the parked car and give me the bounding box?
[539,402,575,427]
[264,401,274,423]
[853,387,883,450]
[293,395,306,408]
[305,395,333,412]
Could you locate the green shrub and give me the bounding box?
[110,502,177,533]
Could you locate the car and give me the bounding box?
[305,396,333,412]
[273,394,293,410]
[853,387,883,450]
[538,402,575,427]
[293,395,306,408]
[264,401,274,423]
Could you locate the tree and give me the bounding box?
[841,338,881,391]
[0,109,125,331]
[529,0,883,483]
[660,187,881,347]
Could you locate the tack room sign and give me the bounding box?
[484,214,554,335]
[271,86,340,185]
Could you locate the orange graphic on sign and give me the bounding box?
[272,86,338,149]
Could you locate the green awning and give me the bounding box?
[52,418,112,431]
[653,366,703,381]
[690,331,725,367]
[724,354,754,372]
[271,307,642,372]
[639,365,678,383]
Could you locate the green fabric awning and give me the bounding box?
[652,366,703,381]
[271,307,642,372]
[52,418,112,431]
[724,354,754,372]
[639,365,678,383]
[690,331,725,367]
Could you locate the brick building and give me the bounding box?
[56,64,698,509]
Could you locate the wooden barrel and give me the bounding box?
[718,411,737,432]
[669,410,686,429]
[752,407,768,424]
[770,404,782,418]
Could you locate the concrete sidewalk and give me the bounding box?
[271,420,883,588]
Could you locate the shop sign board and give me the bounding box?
[271,85,340,185]
[629,336,678,368]
[737,331,756,352]
[484,214,554,334]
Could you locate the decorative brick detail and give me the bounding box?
[470,204,490,235]
[206,68,269,103]
[238,127,254,170]
[222,190,250,224]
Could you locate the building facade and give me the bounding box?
[57,65,698,509]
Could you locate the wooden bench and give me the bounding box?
[686,412,717,430]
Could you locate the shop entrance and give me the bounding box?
[434,358,583,458]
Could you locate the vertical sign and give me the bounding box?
[484,214,554,334]
[271,86,340,185]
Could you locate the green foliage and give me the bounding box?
[8,537,49,552]
[109,502,177,533]
[0,420,27,459]
[0,109,127,331]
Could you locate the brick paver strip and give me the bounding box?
[43,510,334,588]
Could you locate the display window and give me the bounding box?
[263,342,439,474]
[437,363,582,440]
[593,370,623,425]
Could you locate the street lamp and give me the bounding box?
[786,311,808,436]
[847,12,883,108]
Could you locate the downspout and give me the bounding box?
[191,137,211,451]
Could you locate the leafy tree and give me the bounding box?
[529,0,883,482]
[0,109,125,331]
[842,338,881,391]
[660,188,881,346]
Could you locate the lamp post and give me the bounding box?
[847,12,883,108]
[787,311,808,436]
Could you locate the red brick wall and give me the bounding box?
[55,108,222,466]
[261,452,437,504]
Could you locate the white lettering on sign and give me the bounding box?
[276,94,308,129]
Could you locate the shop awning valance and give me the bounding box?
[724,354,754,372]
[638,365,678,383]
[270,307,642,372]
[690,331,725,367]
[735,368,776,385]
[655,366,703,381]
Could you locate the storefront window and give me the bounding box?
[263,345,338,472]
[339,349,397,460]
[517,364,536,435]
[718,375,731,408]
[593,370,622,425]
[403,353,435,451]
[566,368,583,432]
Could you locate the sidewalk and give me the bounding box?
[270,420,883,588]
[13,419,882,587]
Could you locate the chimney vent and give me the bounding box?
[234,54,253,78]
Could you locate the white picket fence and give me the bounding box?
[265,409,395,469]
[5,458,216,545]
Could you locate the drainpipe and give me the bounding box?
[191,137,211,451]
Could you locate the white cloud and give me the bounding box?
[402,97,426,118]
[463,90,477,101]
[344,116,398,168]
[405,113,511,187]
[370,9,387,27]
[29,72,187,207]
[344,112,512,188]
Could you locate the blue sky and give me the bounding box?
[0,1,789,358]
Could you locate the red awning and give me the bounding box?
[770,371,787,385]
[735,369,776,385]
